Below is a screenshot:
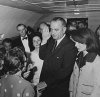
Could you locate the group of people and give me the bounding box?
[0,16,100,97]
[68,21,88,31]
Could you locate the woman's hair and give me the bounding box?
[70,28,100,54]
[33,33,42,41]
[95,25,100,35]
[2,38,12,46]
[95,25,100,43]
[4,47,26,74]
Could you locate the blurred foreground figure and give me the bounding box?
[0,47,35,97]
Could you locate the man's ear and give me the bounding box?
[63,26,67,33]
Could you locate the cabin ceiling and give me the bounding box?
[0,0,100,14]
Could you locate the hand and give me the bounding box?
[37,81,47,91]
[27,64,33,71]
[23,71,30,78]
[42,26,51,42]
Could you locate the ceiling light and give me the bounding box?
[74,9,79,11]
[11,0,18,1]
[74,12,80,15]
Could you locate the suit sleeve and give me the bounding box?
[39,37,53,60]
[39,44,48,60]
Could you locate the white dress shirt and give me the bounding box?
[21,35,30,53]
[56,34,66,47]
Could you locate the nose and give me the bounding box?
[75,42,78,47]
[34,41,38,44]
[51,29,55,35]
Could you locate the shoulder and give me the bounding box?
[64,36,76,48]
[13,35,20,39]
[93,55,100,64]
[12,36,21,42]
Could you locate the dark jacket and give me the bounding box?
[12,28,35,52]
[39,35,78,97]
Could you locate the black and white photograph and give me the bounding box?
[0,0,100,97]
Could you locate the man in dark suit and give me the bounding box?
[38,17,78,97]
[13,24,35,52]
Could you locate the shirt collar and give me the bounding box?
[56,34,65,46]
[21,35,28,40]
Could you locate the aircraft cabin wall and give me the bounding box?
[0,5,42,39]
[0,5,100,39]
[36,11,100,33]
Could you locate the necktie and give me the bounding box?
[52,41,57,52]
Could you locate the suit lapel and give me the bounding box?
[51,36,68,55]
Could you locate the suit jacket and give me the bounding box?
[13,35,34,52]
[13,28,36,52]
[39,35,78,97]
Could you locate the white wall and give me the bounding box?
[0,5,42,38]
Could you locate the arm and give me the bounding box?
[39,37,53,60]
[91,59,100,97]
[69,72,74,97]
[39,44,48,60]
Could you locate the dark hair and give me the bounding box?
[51,17,67,27]
[36,33,42,41]
[32,34,42,43]
[2,38,12,45]
[95,25,100,40]
[16,24,27,30]
[4,47,26,74]
[70,28,100,54]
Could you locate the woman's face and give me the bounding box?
[75,41,86,52]
[70,36,86,52]
[33,36,41,48]
[97,29,100,39]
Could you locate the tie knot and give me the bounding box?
[22,37,27,40]
[55,40,57,45]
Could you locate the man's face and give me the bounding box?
[3,42,12,51]
[50,20,66,40]
[17,25,27,37]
